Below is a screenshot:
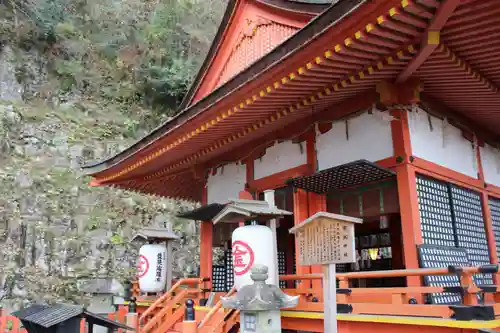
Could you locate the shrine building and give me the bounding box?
[82,0,500,332]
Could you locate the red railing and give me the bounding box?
[138,277,209,333]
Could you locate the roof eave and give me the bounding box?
[81,0,367,178]
[178,0,239,111]
[180,0,333,110]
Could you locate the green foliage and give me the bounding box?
[0,0,225,309]
[3,0,227,118]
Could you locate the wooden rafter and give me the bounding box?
[433,43,500,93]
[396,0,461,83]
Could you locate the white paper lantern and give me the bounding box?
[138,244,167,293]
[232,225,277,290]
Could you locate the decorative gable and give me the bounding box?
[186,0,318,107]
[215,17,297,88]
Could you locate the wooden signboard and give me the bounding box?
[290,212,362,333]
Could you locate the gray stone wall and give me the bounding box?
[0,46,201,312]
[0,46,22,101]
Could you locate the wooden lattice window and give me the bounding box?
[415,174,493,297]
[488,197,500,261]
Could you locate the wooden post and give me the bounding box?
[166,240,173,291]
[323,263,337,333]
[293,189,311,290]
[391,108,423,291]
[309,192,327,292]
[200,186,213,293]
[264,189,280,284]
[477,147,499,283]
[125,313,137,333]
[183,299,197,333]
[199,222,213,291]
[289,213,360,333]
[238,190,254,227]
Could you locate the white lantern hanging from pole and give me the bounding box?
[138,244,168,293]
[133,227,180,293]
[231,224,277,290]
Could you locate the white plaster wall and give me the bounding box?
[207,162,246,204]
[253,140,307,179]
[408,108,478,178]
[316,112,394,171]
[480,143,500,187]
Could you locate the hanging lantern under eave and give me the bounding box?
[133,227,180,293]
[231,224,278,290]
[138,244,168,293]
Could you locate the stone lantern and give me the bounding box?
[220,265,299,333]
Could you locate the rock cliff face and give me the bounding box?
[0,46,23,101]
[0,46,200,311]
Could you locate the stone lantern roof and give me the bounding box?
[220,265,299,311]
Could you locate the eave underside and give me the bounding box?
[90,0,500,201]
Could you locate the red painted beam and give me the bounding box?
[396,0,461,83]
[427,0,462,31]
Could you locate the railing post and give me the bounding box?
[183,299,197,333]
[337,278,350,304]
[461,272,478,306]
[126,297,138,333]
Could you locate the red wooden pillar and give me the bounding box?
[200,186,213,292]
[394,163,422,276]
[378,79,424,290]
[308,192,326,292]
[477,148,499,263]
[476,147,499,283]
[387,91,423,290]
[304,128,323,293]
[293,188,311,290]
[481,192,499,263]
